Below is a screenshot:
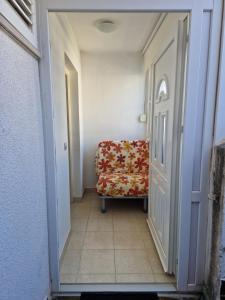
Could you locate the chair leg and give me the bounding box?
[101,198,106,213]
[143,197,148,213]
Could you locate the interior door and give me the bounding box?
[148,21,184,274]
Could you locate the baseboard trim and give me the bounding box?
[85,187,96,192]
[71,190,85,202]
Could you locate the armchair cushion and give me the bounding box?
[96,172,148,197]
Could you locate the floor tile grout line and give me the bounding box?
[63,191,175,284]
[113,218,116,281]
[75,204,89,282]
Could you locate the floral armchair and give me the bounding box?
[96,140,149,212]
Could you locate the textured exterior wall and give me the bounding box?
[214,7,225,283]
[0,30,49,300]
[220,193,225,280]
[218,144,225,281]
[208,145,225,299]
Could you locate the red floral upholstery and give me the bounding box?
[96,140,149,197]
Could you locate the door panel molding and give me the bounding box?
[148,22,179,274]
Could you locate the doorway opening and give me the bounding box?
[48,11,188,289]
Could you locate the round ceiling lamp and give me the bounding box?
[94,19,117,33]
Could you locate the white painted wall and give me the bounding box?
[49,13,84,257]
[81,52,145,188]
[0,30,49,300]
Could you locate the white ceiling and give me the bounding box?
[64,12,161,53]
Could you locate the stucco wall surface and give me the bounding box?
[0,30,49,300]
[220,194,225,279]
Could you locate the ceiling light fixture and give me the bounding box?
[94,19,117,33]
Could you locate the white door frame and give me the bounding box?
[37,0,223,293]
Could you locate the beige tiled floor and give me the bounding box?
[60,191,175,284]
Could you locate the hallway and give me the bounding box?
[60,191,175,284]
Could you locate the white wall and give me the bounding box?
[49,13,84,257]
[82,52,145,188]
[0,30,49,300]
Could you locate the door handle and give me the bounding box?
[64,142,67,151]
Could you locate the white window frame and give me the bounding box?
[37,0,223,295]
[0,0,38,48]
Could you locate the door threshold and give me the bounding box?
[54,283,176,296]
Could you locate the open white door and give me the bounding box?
[147,17,187,275]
